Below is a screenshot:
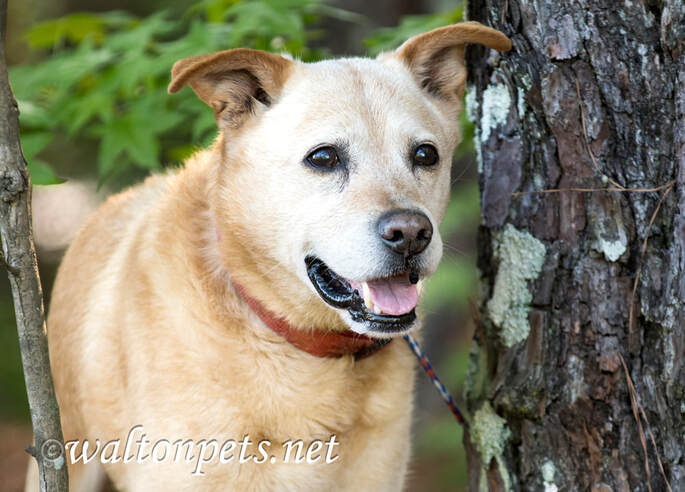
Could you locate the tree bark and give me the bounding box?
[464,0,684,490]
[0,0,69,490]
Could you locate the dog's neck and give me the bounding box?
[232,280,391,360]
[206,211,391,359]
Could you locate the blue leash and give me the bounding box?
[403,333,465,425]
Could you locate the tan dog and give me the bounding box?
[27,22,509,491]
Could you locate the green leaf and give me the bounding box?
[10,41,115,101]
[20,132,52,160]
[94,116,160,173]
[15,100,52,128]
[27,159,65,185]
[154,22,230,78]
[20,131,63,185]
[59,81,117,135]
[364,8,464,55]
[224,1,307,47]
[91,91,184,174]
[129,90,186,134]
[97,10,138,30]
[94,122,127,177]
[192,111,217,142]
[198,0,242,23]
[26,13,106,49]
[127,131,161,170]
[104,11,175,53]
[167,144,199,163]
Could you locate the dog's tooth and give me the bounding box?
[373,304,383,315]
[417,280,424,297]
[362,282,373,310]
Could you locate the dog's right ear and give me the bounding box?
[393,22,511,107]
[168,48,293,129]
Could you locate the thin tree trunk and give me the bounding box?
[0,0,69,490]
[464,0,684,490]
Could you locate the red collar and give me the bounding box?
[232,282,391,360]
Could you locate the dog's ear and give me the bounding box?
[168,48,293,129]
[393,21,511,105]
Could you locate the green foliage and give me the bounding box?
[11,1,342,185]
[21,132,64,185]
[363,7,464,56]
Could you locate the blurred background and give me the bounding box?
[0,1,479,490]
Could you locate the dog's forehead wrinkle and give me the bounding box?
[341,59,438,130]
[281,58,448,142]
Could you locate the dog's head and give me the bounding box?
[169,22,510,337]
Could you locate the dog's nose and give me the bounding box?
[377,209,433,257]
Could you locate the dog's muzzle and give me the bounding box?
[305,256,418,335]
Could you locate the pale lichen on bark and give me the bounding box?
[471,401,512,492]
[541,460,558,492]
[486,224,546,347]
[479,83,512,143]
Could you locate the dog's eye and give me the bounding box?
[413,144,439,167]
[306,147,339,170]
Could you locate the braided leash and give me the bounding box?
[403,333,465,425]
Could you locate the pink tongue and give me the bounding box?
[367,277,418,316]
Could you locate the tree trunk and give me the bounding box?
[0,0,69,490]
[464,0,684,490]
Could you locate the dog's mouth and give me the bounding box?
[305,256,419,334]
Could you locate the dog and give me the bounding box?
[26,21,510,491]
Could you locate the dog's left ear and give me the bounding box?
[393,21,511,105]
[168,48,293,129]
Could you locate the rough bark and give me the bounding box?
[464,0,684,490]
[0,0,69,490]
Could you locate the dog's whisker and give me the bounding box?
[443,243,469,257]
[451,159,473,185]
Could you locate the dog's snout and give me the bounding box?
[377,209,433,257]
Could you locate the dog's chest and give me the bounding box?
[197,339,415,441]
[122,341,416,490]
